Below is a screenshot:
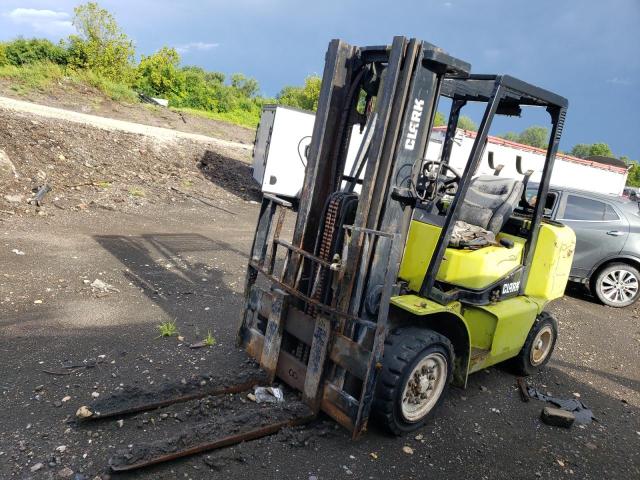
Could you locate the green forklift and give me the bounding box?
[238,36,575,435]
[92,37,576,472]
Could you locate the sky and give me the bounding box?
[0,0,638,158]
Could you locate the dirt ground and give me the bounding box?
[0,79,256,146]
[0,105,639,480]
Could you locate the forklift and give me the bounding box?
[86,37,575,471]
[239,36,575,437]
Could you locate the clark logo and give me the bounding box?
[502,281,521,295]
[404,98,425,151]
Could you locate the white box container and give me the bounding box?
[251,105,316,198]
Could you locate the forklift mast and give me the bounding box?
[238,37,471,437]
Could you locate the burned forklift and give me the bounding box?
[81,37,575,471]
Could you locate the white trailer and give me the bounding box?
[252,107,628,198]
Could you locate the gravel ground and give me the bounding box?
[0,104,638,480]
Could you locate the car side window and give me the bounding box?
[561,195,618,221]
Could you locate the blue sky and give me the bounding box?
[1,0,638,158]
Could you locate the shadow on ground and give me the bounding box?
[198,150,261,201]
[93,233,248,323]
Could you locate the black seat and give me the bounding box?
[457,176,524,234]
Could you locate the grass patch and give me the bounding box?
[172,107,259,129]
[96,180,111,189]
[203,331,217,347]
[73,69,137,103]
[0,61,64,91]
[157,320,178,337]
[128,187,145,197]
[0,61,137,102]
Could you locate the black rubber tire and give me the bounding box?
[373,327,453,435]
[512,311,558,376]
[591,262,640,308]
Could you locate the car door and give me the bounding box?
[555,193,629,277]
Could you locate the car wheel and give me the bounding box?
[373,327,453,435]
[512,311,558,376]
[593,263,640,308]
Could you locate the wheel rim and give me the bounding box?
[530,325,554,366]
[400,352,447,422]
[600,269,639,305]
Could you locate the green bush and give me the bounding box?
[135,47,182,98]
[277,75,321,111]
[0,44,7,66]
[2,38,68,66]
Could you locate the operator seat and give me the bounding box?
[453,175,524,240]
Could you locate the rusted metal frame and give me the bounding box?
[237,196,279,345]
[110,415,315,472]
[352,233,403,437]
[334,36,409,324]
[249,260,378,329]
[283,40,356,287]
[83,378,264,421]
[320,381,359,430]
[302,314,332,412]
[267,206,287,275]
[251,294,371,382]
[260,289,289,382]
[342,224,394,238]
[275,239,335,270]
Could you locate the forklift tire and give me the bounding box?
[512,311,558,376]
[373,327,453,436]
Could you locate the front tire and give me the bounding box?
[512,311,558,376]
[373,327,453,435]
[592,263,640,308]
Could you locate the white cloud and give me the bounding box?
[607,77,632,86]
[5,8,74,36]
[443,2,453,7]
[175,42,220,54]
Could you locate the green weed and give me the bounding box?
[157,320,178,337]
[203,331,217,347]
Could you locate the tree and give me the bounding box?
[135,47,182,98]
[433,111,446,127]
[626,162,640,187]
[231,73,259,98]
[588,142,613,157]
[66,2,134,81]
[570,142,614,158]
[277,75,322,111]
[500,132,520,142]
[457,115,477,131]
[516,126,549,149]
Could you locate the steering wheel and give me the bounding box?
[422,160,461,187]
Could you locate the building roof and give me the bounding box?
[431,127,629,175]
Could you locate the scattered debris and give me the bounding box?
[30,462,44,472]
[189,340,208,349]
[117,419,124,428]
[369,452,378,460]
[541,406,575,428]
[91,391,100,399]
[30,184,51,206]
[76,406,93,418]
[402,446,414,455]
[254,386,284,404]
[33,299,43,304]
[62,396,71,403]
[528,387,595,424]
[90,279,119,293]
[11,249,25,255]
[516,377,530,402]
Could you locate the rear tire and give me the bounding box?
[592,262,640,308]
[512,311,557,376]
[373,327,453,435]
